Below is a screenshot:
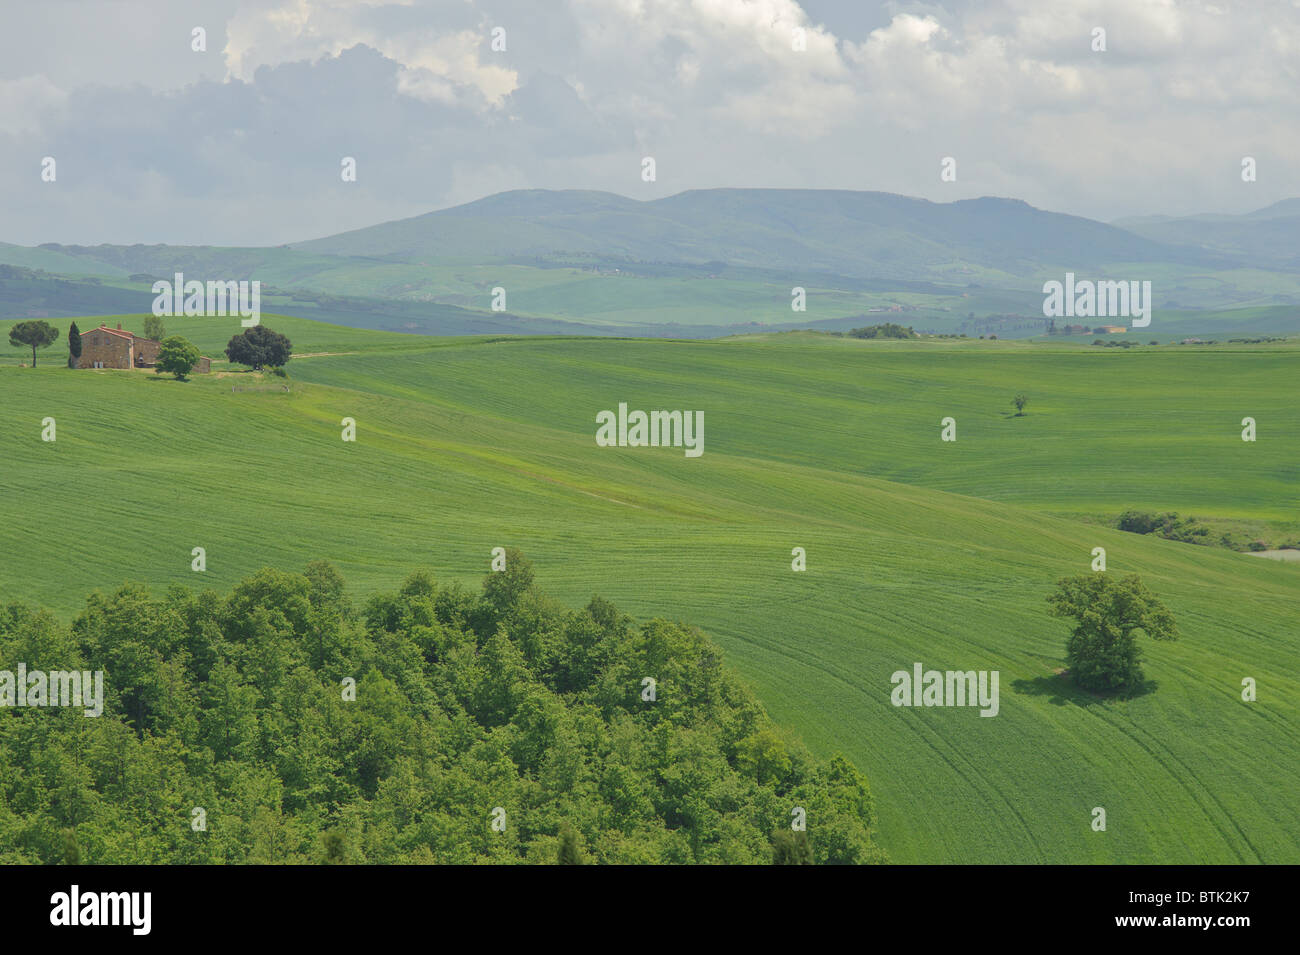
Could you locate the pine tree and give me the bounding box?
[9,319,59,366]
[67,321,82,368]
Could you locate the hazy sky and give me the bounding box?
[2,0,1297,246]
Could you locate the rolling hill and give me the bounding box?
[1,318,1296,863]
[292,187,1226,280]
[9,189,1300,339]
[1114,199,1300,270]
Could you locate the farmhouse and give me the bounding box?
[77,323,210,373]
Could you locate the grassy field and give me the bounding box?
[1,318,1296,863]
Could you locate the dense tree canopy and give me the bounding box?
[0,552,885,864]
[847,323,916,339]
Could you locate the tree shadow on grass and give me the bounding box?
[1012,672,1159,706]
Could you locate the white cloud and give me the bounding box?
[2,0,1299,243]
[0,75,66,136]
[223,0,518,107]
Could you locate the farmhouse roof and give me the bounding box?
[94,324,135,340]
[93,323,163,343]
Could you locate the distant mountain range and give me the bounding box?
[290,187,1232,279]
[4,188,1300,338]
[12,187,1299,284]
[1113,198,1300,270]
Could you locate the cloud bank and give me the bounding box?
[1,0,1295,244]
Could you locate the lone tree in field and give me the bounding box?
[155,336,202,380]
[9,320,59,366]
[67,321,82,368]
[143,313,166,342]
[1048,574,1177,692]
[1013,393,1028,415]
[225,325,291,370]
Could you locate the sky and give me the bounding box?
[1,0,1297,246]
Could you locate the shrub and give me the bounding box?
[1118,510,1213,545]
[1118,510,1157,534]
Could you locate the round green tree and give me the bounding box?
[1048,573,1177,691]
[225,325,291,370]
[155,336,202,380]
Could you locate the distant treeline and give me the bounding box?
[0,270,150,322]
[841,322,918,339]
[1117,510,1297,553]
[0,552,884,864]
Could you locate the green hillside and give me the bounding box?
[1115,204,1300,269]
[291,188,1216,279]
[0,244,130,277]
[1,321,1296,863]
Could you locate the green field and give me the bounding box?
[1,316,1296,863]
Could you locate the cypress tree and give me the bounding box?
[68,321,82,368]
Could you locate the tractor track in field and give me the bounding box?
[1087,702,1260,862]
[507,465,644,508]
[717,609,1048,862]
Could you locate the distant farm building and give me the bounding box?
[78,323,210,373]
[1095,325,1127,334]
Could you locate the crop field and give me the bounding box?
[1,316,1296,863]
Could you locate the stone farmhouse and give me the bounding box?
[78,323,211,373]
